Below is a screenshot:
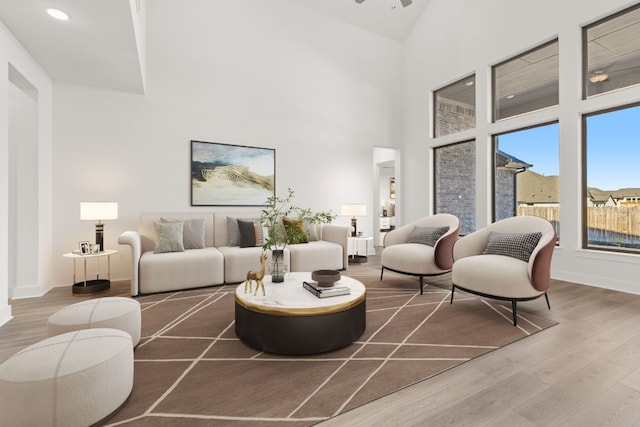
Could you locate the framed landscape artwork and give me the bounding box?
[191,140,275,206]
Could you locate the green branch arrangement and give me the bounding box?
[260,188,336,252]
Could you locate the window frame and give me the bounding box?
[492,39,559,122]
[432,74,476,138]
[582,101,640,254]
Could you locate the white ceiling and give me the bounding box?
[288,0,429,41]
[0,0,428,93]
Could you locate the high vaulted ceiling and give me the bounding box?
[0,0,428,93]
[288,0,430,41]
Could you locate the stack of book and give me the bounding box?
[303,281,350,298]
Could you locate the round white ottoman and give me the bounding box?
[0,328,133,427]
[47,296,141,346]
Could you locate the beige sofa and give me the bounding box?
[118,212,349,296]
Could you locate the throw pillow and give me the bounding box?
[227,217,264,247]
[160,218,206,249]
[407,226,450,247]
[238,219,261,248]
[154,221,185,253]
[483,231,542,262]
[304,223,319,241]
[283,217,308,244]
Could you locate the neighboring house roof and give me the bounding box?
[588,187,640,203]
[517,170,559,204]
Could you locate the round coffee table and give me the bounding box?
[234,272,366,355]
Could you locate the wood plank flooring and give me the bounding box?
[2,255,640,426]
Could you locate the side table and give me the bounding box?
[347,236,373,263]
[63,250,118,295]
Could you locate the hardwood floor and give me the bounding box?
[0,281,131,362]
[2,257,640,426]
[318,261,640,426]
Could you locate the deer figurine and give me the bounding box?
[244,253,267,296]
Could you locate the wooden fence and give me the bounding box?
[518,205,640,237]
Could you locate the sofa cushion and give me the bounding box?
[304,223,319,241]
[407,226,449,247]
[288,241,341,272]
[154,222,185,253]
[227,217,263,247]
[238,219,262,248]
[218,246,287,283]
[483,231,542,262]
[161,217,206,249]
[140,247,224,293]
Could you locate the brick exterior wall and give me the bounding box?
[434,141,476,234]
[434,98,476,138]
[495,169,516,221]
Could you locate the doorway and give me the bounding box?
[8,65,40,299]
[374,147,398,247]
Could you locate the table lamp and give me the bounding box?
[80,202,118,252]
[341,203,366,237]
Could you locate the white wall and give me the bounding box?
[403,0,640,293]
[50,0,403,286]
[0,20,53,323]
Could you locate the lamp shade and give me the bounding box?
[341,203,366,217]
[80,202,118,221]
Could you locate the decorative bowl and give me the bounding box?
[311,270,341,287]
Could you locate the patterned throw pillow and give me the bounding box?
[483,231,542,262]
[154,222,185,253]
[227,217,263,247]
[160,218,206,249]
[237,219,263,248]
[407,226,450,247]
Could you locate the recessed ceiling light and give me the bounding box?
[589,71,609,83]
[464,81,474,87]
[46,7,70,21]
[506,94,515,99]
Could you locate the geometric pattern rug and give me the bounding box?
[105,266,556,426]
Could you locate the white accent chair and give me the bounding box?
[380,214,460,294]
[451,215,556,326]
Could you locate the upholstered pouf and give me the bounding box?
[47,296,141,346]
[0,328,134,427]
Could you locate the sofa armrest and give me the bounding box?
[320,224,350,269]
[118,231,142,296]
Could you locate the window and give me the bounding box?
[494,123,559,239]
[584,4,640,98]
[493,40,559,121]
[584,104,640,252]
[433,75,476,138]
[434,140,476,235]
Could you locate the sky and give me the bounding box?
[497,105,640,191]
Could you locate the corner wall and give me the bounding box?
[0,19,53,323]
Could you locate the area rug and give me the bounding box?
[105,266,556,426]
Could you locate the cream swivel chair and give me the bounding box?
[380,214,460,294]
[451,215,556,326]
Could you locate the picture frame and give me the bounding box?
[191,140,275,206]
[79,241,91,255]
